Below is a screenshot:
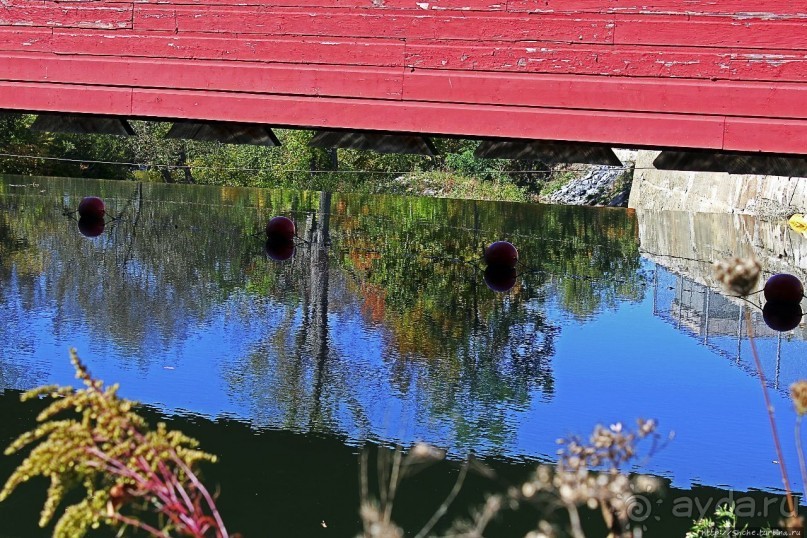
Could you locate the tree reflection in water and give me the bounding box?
[0,176,645,453]
[227,192,644,451]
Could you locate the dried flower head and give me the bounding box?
[791,381,807,416]
[525,521,557,538]
[360,502,404,538]
[408,442,445,462]
[713,257,761,296]
[515,419,665,537]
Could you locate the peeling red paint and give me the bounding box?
[0,0,804,153]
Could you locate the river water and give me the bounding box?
[0,175,806,536]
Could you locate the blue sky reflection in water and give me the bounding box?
[0,175,805,500]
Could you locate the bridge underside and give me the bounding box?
[1,1,806,155]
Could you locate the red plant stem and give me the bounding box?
[153,461,184,514]
[160,460,196,517]
[109,512,171,538]
[745,308,796,517]
[175,455,230,538]
[89,447,227,537]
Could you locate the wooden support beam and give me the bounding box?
[165,120,281,146]
[30,113,135,136]
[653,150,807,177]
[309,130,437,156]
[475,140,623,166]
[652,150,727,172]
[723,155,807,177]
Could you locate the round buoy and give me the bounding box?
[484,241,518,269]
[266,216,296,241]
[265,239,295,261]
[764,273,804,303]
[763,300,803,332]
[483,266,517,293]
[78,216,105,238]
[78,196,106,219]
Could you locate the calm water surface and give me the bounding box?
[0,175,806,536]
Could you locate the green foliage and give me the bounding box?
[687,504,744,537]
[0,349,218,537]
[127,121,195,183]
[382,170,529,202]
[0,114,41,175]
[0,113,132,179]
[439,140,508,181]
[190,129,329,189]
[0,114,571,201]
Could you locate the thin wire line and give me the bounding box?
[0,152,394,174]
[0,151,635,174]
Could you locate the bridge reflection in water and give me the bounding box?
[636,206,807,396]
[651,266,807,393]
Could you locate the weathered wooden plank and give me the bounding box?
[614,16,807,50]
[133,5,175,31]
[52,30,406,66]
[146,7,614,43]
[0,27,52,52]
[0,53,404,99]
[110,0,807,14]
[724,118,807,154]
[0,2,132,29]
[7,51,802,120]
[405,41,807,82]
[5,81,807,154]
[129,87,728,149]
[402,71,807,119]
[509,0,807,17]
[0,0,803,157]
[115,0,507,10]
[0,81,133,115]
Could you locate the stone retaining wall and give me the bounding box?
[628,150,807,217]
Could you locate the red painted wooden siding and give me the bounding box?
[0,0,806,154]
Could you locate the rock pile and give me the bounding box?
[543,165,634,207]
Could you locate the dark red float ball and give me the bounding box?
[484,266,517,293]
[763,300,803,332]
[763,273,804,303]
[265,239,295,261]
[77,216,105,238]
[484,241,518,269]
[78,196,106,219]
[265,216,296,241]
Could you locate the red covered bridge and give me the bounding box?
[1,1,806,155]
